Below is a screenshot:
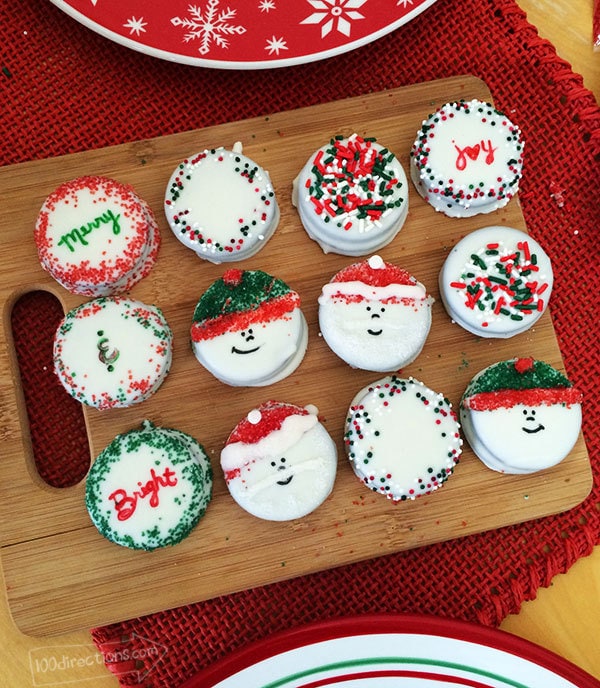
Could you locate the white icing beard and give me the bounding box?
[224,423,337,521]
[319,297,432,371]
[192,309,308,387]
[462,403,582,474]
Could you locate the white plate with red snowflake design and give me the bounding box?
[180,615,600,688]
[49,0,439,69]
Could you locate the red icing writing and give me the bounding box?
[454,140,497,171]
[108,466,178,521]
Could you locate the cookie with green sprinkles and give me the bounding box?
[410,99,524,218]
[164,142,279,264]
[53,296,173,410]
[86,420,213,550]
[292,133,409,256]
[344,375,462,501]
[439,225,553,338]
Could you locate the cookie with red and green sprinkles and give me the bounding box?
[53,296,173,410]
[34,176,160,296]
[164,142,279,263]
[292,133,409,256]
[439,225,553,338]
[86,420,213,550]
[410,99,524,218]
[344,375,462,501]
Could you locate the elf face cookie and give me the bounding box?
[191,269,308,387]
[460,358,582,474]
[221,402,338,521]
[318,255,433,372]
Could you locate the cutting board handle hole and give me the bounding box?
[10,290,90,488]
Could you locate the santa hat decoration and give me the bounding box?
[318,255,430,305]
[221,401,318,478]
[191,269,301,342]
[462,358,583,412]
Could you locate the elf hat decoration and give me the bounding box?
[462,358,583,412]
[191,269,301,342]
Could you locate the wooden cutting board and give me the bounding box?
[0,75,591,637]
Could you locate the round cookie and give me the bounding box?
[439,225,553,338]
[344,375,462,501]
[292,133,409,255]
[318,255,433,371]
[34,176,160,296]
[460,358,582,474]
[164,143,279,263]
[410,99,524,218]
[191,269,308,387]
[221,401,337,521]
[54,296,173,410]
[86,420,213,550]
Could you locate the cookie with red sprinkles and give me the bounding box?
[164,142,279,263]
[54,296,173,410]
[439,225,553,338]
[344,375,462,501]
[34,176,160,296]
[410,99,524,218]
[292,133,409,256]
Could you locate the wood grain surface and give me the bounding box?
[0,75,591,637]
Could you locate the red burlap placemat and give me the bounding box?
[2,0,599,686]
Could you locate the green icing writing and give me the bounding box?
[57,208,121,252]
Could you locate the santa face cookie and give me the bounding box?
[345,376,462,501]
[221,402,337,521]
[164,143,279,263]
[410,99,524,218]
[460,358,582,474]
[191,269,308,387]
[439,226,553,338]
[318,255,433,372]
[292,134,409,256]
[86,420,213,550]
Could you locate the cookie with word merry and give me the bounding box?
[410,99,524,218]
[318,255,434,372]
[460,358,583,474]
[86,420,213,550]
[164,142,279,263]
[191,269,308,387]
[221,401,337,521]
[439,225,553,338]
[34,176,160,296]
[54,296,173,410]
[292,133,409,255]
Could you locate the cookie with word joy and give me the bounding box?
[164,142,279,263]
[191,269,308,387]
[34,176,160,296]
[410,99,524,218]
[439,225,553,338]
[221,401,338,521]
[318,255,433,372]
[54,296,173,410]
[86,421,213,550]
[292,133,409,255]
[460,358,583,474]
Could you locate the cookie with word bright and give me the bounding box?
[164,142,279,263]
[191,269,308,387]
[439,226,553,338]
[221,401,337,521]
[54,296,173,410]
[345,375,462,501]
[460,358,582,474]
[34,176,160,296]
[86,420,212,550]
[292,133,409,256]
[318,255,433,372]
[410,99,524,218]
